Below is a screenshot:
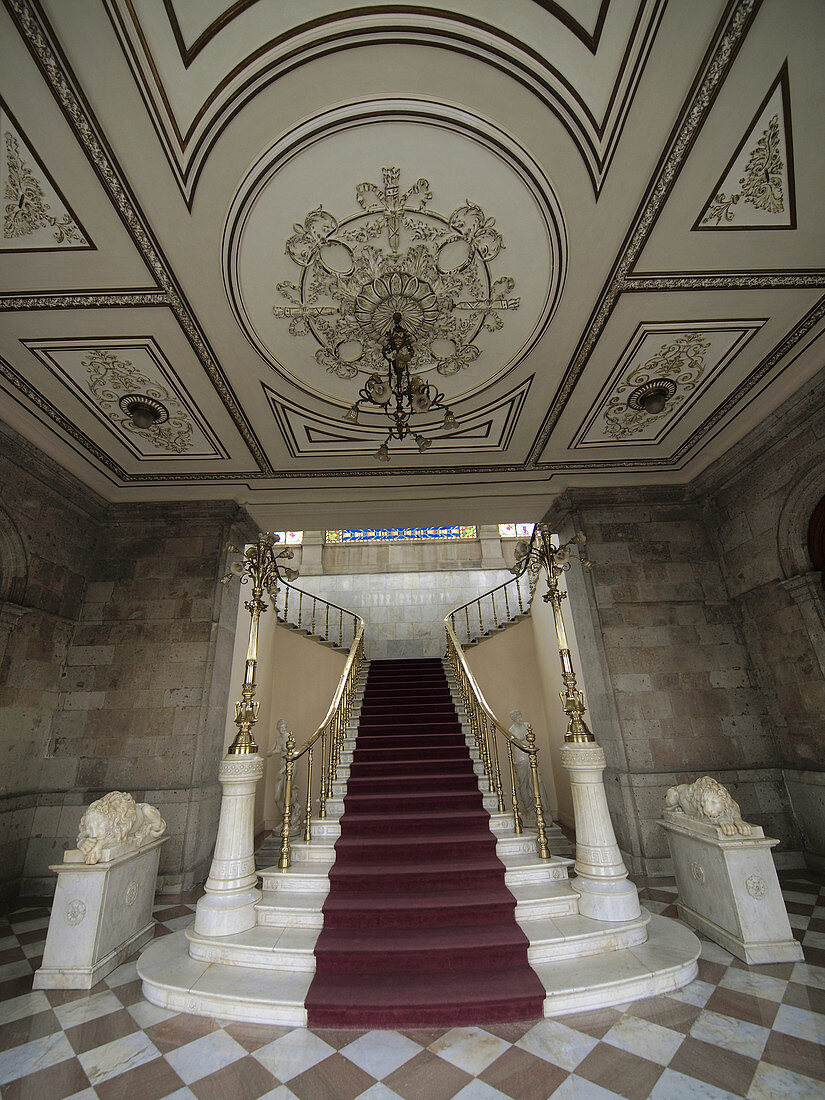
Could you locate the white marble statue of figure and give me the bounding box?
[74,791,166,865]
[508,710,552,827]
[267,718,305,837]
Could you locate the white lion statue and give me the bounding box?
[76,791,166,865]
[665,776,752,836]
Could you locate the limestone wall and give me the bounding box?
[547,488,799,874]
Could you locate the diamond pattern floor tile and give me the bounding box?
[0,873,822,1098]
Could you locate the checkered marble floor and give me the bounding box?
[1,873,824,1100]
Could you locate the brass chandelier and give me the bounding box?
[342,313,458,461]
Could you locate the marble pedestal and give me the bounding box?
[660,813,804,964]
[33,837,166,989]
[561,743,641,922]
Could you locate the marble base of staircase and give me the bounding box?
[138,909,698,1026]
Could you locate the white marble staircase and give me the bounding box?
[139,659,700,1024]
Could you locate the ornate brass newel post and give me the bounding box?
[510,524,640,921]
[194,533,299,939]
[511,524,595,745]
[220,533,299,755]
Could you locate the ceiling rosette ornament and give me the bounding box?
[272,167,521,383]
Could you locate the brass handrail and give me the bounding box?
[275,580,360,651]
[278,616,366,870]
[444,616,551,859]
[448,571,535,647]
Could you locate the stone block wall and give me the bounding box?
[0,423,257,896]
[0,427,103,896]
[23,502,256,893]
[699,369,825,869]
[547,488,798,874]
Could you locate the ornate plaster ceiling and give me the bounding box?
[0,0,823,528]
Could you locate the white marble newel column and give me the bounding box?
[195,754,264,937]
[561,743,641,921]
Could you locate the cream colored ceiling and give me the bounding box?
[0,0,823,529]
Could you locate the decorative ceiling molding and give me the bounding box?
[161,0,611,66]
[266,376,532,459]
[0,290,170,309]
[625,271,825,291]
[4,0,271,472]
[24,337,227,460]
[695,61,795,230]
[224,117,566,406]
[529,0,762,465]
[1,96,91,252]
[105,0,665,202]
[572,320,764,447]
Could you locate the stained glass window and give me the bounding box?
[498,523,535,538]
[270,531,303,545]
[325,526,477,543]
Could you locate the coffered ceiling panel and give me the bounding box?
[0,0,823,526]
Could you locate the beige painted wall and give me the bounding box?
[223,592,347,831]
[465,618,564,822]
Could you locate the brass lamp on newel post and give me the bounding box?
[510,524,641,923]
[194,533,299,939]
[221,534,299,756]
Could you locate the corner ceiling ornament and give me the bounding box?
[697,64,794,230]
[1,106,88,249]
[272,167,520,388]
[602,332,711,440]
[83,349,194,453]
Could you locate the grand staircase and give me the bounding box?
[305,658,546,1027]
[139,655,699,1025]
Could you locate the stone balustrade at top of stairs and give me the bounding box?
[138,657,699,1026]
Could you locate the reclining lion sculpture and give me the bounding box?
[76,791,166,865]
[665,776,752,836]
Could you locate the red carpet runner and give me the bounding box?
[305,657,546,1028]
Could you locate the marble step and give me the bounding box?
[524,909,651,964]
[511,880,581,920]
[533,914,700,1017]
[138,913,699,1027]
[186,923,320,972]
[255,889,327,929]
[138,931,311,1026]
[259,863,331,893]
[502,852,574,888]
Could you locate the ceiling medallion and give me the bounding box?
[272,167,521,389]
[603,333,711,439]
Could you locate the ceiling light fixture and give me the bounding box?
[627,379,677,417]
[343,312,458,461]
[119,394,169,430]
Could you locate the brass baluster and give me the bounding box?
[503,583,511,622]
[516,575,524,614]
[477,599,483,636]
[338,610,343,648]
[526,725,550,859]
[319,729,327,819]
[284,583,290,624]
[492,590,499,629]
[507,741,523,834]
[279,731,295,870]
[304,745,313,843]
[490,724,505,812]
[298,590,303,630]
[465,605,471,644]
[311,597,316,635]
[324,602,329,641]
